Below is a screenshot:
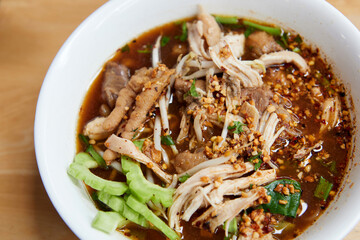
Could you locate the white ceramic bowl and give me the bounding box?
[34,0,360,239]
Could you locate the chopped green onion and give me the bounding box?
[244,26,255,38]
[330,161,337,173]
[183,80,199,99]
[292,47,301,53]
[79,134,90,147]
[314,176,333,201]
[279,32,289,48]
[228,121,246,134]
[137,44,152,53]
[121,44,130,53]
[161,135,175,145]
[243,20,282,36]
[174,22,188,42]
[161,36,170,47]
[86,145,108,169]
[78,134,107,169]
[179,173,190,183]
[214,15,238,25]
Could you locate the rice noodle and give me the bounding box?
[159,96,170,133]
[110,161,122,172]
[193,112,203,142]
[161,147,170,165]
[154,116,162,151]
[167,174,178,188]
[152,35,161,67]
[179,153,238,177]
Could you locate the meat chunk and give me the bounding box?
[173,150,207,174]
[209,36,262,87]
[241,87,274,113]
[294,141,323,159]
[121,65,174,139]
[197,5,221,47]
[102,62,130,108]
[174,78,206,102]
[240,102,260,130]
[259,51,309,73]
[142,139,161,163]
[83,117,113,140]
[103,67,150,131]
[320,97,341,133]
[168,162,254,232]
[245,31,283,59]
[193,187,268,232]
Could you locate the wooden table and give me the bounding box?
[0,0,358,239]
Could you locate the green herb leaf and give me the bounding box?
[161,135,175,146]
[79,134,90,147]
[243,20,282,36]
[175,22,188,42]
[292,47,301,53]
[262,179,302,218]
[121,44,130,53]
[244,26,255,38]
[86,145,108,169]
[214,15,238,25]
[294,34,303,44]
[179,173,190,183]
[247,152,262,171]
[183,80,199,99]
[137,44,152,54]
[161,36,170,47]
[314,176,333,201]
[329,161,337,173]
[227,121,246,134]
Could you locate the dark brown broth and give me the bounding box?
[76,17,352,240]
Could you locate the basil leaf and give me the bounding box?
[262,179,301,218]
[314,176,333,201]
[228,121,246,134]
[179,173,190,183]
[161,135,175,146]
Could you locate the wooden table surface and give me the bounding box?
[0,0,358,239]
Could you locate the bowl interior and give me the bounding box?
[35,0,360,239]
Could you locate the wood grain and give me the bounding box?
[0,0,358,239]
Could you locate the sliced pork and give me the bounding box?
[102,62,130,108]
[245,31,283,59]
